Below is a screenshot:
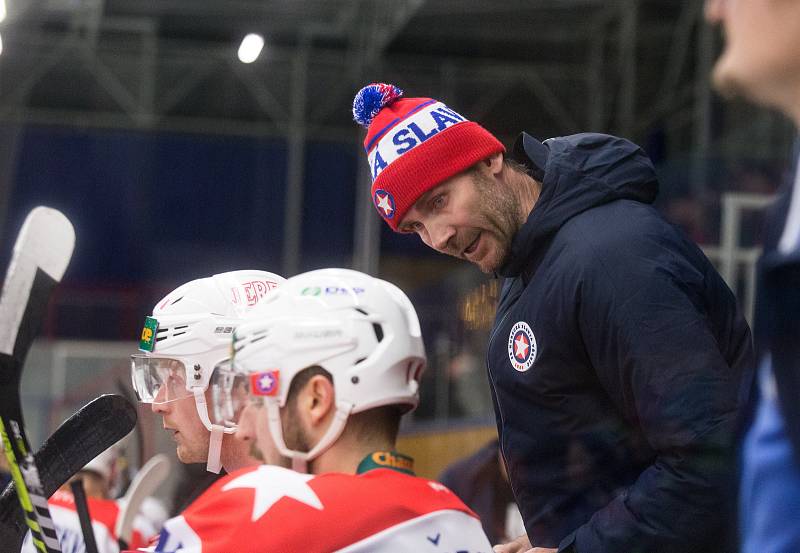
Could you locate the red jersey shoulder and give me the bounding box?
[48,490,149,548]
[50,490,120,531]
[176,465,479,553]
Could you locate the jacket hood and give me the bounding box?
[499,132,659,277]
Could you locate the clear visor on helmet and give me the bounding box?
[130,355,194,404]
[209,361,252,428]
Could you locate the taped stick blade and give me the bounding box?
[0,395,137,547]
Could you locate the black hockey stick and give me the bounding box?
[69,479,99,553]
[0,394,137,551]
[0,207,75,553]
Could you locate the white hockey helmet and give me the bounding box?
[220,268,426,472]
[131,269,285,472]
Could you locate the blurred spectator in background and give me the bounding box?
[705,2,800,553]
[439,439,523,545]
[664,196,710,244]
[21,447,155,552]
[448,342,493,419]
[170,462,225,515]
[729,162,781,248]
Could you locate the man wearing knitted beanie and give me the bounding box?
[352,84,754,553]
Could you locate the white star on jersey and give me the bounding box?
[514,334,529,359]
[376,194,393,216]
[222,465,323,521]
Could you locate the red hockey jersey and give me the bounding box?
[147,464,492,553]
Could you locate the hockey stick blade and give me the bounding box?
[0,207,75,553]
[0,394,137,550]
[115,454,171,549]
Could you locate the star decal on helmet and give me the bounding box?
[250,370,280,396]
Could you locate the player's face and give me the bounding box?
[398,164,522,274]
[151,392,209,464]
[235,400,284,466]
[706,0,800,111]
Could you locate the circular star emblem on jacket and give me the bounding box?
[508,321,537,372]
[373,189,396,219]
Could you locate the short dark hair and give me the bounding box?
[286,365,332,408]
[288,365,403,445]
[348,405,403,445]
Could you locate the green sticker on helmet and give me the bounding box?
[139,316,158,352]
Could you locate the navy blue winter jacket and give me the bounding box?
[488,133,754,553]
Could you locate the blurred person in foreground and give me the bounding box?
[21,448,153,552]
[351,83,754,553]
[145,269,492,553]
[130,270,284,479]
[705,1,800,552]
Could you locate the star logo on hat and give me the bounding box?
[373,189,395,219]
[507,321,537,372]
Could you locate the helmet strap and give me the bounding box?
[207,425,224,474]
[192,388,234,473]
[266,400,353,474]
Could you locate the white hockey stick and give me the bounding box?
[0,207,75,553]
[115,454,171,549]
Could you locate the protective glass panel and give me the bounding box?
[130,355,193,404]
[209,361,250,428]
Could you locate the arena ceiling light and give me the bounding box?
[238,33,264,64]
[0,0,6,23]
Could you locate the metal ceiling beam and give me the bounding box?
[616,0,637,137]
[651,1,701,121]
[105,0,337,17]
[282,37,310,277]
[691,12,715,198]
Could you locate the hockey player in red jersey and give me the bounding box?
[130,270,285,474]
[145,268,493,553]
[21,447,153,553]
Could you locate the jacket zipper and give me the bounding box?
[486,308,513,436]
[485,307,519,511]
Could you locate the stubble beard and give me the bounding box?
[177,439,209,465]
[249,442,264,462]
[470,171,525,274]
[282,402,312,453]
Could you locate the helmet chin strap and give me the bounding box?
[266,400,353,474]
[193,388,235,474]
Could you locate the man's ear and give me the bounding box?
[302,374,336,429]
[484,152,505,176]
